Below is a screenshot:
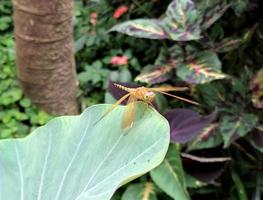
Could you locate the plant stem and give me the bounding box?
[231,167,248,200]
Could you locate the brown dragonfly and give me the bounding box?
[98,83,199,131]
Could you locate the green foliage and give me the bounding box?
[0,3,52,139]
[1,0,263,199]
[219,114,258,147]
[150,145,190,200]
[122,182,158,200]
[107,0,262,199]
[0,103,169,200]
[231,168,249,200]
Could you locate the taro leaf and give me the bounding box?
[150,145,190,200]
[110,19,168,40]
[162,0,202,41]
[177,51,227,84]
[187,124,223,151]
[250,126,263,153]
[165,108,216,144]
[0,103,170,200]
[122,182,157,200]
[135,64,174,84]
[251,69,263,109]
[219,114,258,148]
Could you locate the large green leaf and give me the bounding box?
[150,145,190,200]
[0,103,170,200]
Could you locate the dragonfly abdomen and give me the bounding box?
[114,83,136,93]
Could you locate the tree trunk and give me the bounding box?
[13,0,79,115]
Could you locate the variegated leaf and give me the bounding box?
[110,0,230,42]
[109,19,168,40]
[163,0,202,41]
[212,37,242,53]
[201,3,230,30]
[219,114,258,147]
[135,64,174,84]
[186,123,223,151]
[177,51,227,84]
[251,69,263,108]
[122,182,157,200]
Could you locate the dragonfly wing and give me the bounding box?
[96,93,131,125]
[157,91,200,105]
[150,86,189,92]
[122,95,137,131]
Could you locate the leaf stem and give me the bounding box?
[231,167,248,200]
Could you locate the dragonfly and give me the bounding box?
[99,83,199,131]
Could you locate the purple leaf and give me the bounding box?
[183,159,226,184]
[165,109,216,143]
[182,150,229,184]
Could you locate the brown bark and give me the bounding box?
[13,0,79,115]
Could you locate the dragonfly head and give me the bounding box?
[144,91,155,103]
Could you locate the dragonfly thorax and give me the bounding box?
[133,87,155,103]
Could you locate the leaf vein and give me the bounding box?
[37,130,52,200]
[54,117,91,200]
[15,142,24,200]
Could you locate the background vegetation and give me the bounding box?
[0,0,262,199]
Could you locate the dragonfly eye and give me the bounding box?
[144,92,155,102]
